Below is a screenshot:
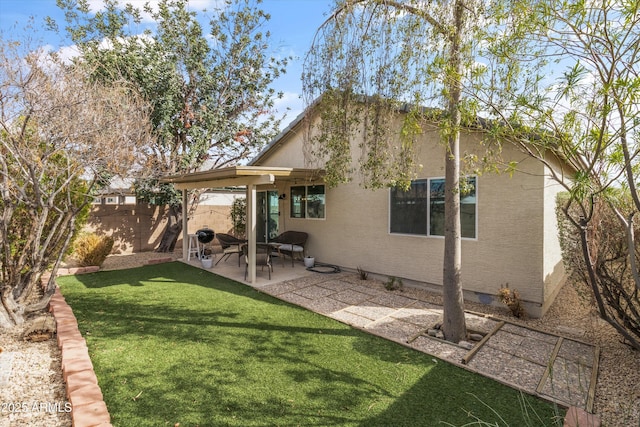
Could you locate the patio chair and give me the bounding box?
[243,244,272,280]
[215,233,247,267]
[269,231,308,267]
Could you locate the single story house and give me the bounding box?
[163,105,570,318]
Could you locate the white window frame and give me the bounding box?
[123,195,137,205]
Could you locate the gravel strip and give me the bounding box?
[401,279,640,427]
[2,252,637,427]
[0,329,71,427]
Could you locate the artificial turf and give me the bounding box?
[57,262,562,426]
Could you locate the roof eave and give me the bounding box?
[161,166,324,190]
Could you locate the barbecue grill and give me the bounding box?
[196,228,215,261]
[196,228,215,244]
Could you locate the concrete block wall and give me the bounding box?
[83,203,235,254]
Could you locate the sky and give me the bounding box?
[0,0,336,125]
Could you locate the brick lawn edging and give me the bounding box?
[563,406,601,427]
[44,269,112,427]
[45,258,173,426]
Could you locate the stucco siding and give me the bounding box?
[256,124,307,167]
[466,154,545,303]
[254,112,565,316]
[541,163,568,312]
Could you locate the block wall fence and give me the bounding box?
[84,203,234,254]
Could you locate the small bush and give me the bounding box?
[230,197,247,238]
[73,233,114,267]
[357,266,369,280]
[498,285,526,318]
[384,276,403,291]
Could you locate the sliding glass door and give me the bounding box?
[256,191,279,243]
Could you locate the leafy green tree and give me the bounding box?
[0,38,153,328]
[493,0,640,350]
[51,0,289,251]
[302,0,538,343]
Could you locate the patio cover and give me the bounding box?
[161,166,324,283]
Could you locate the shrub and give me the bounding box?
[73,233,114,267]
[557,191,640,349]
[384,276,403,291]
[497,285,526,318]
[357,266,369,280]
[230,197,246,238]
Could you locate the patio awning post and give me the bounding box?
[247,184,257,283]
[182,189,188,261]
[161,168,317,279]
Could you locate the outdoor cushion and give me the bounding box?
[270,231,309,266]
[277,244,303,252]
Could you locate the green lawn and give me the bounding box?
[57,262,562,426]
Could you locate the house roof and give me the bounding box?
[249,94,578,177]
[161,165,324,190]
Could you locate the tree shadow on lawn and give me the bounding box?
[57,262,561,426]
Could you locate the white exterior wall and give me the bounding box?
[255,117,566,317]
[541,163,568,313]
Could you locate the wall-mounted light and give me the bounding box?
[278,194,287,200]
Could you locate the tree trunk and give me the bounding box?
[442,132,466,343]
[441,0,467,343]
[0,273,57,329]
[0,307,16,328]
[156,205,182,253]
[0,284,24,328]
